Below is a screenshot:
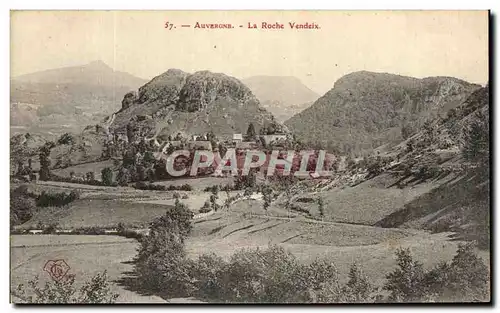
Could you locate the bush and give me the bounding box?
[116,223,143,240]
[131,228,489,304]
[73,226,106,235]
[290,204,309,215]
[35,190,80,207]
[191,245,342,303]
[85,171,95,182]
[384,244,489,303]
[57,133,75,145]
[190,253,227,300]
[13,271,119,303]
[134,182,166,191]
[50,174,118,187]
[101,167,114,186]
[166,184,193,191]
[415,164,440,181]
[10,188,36,226]
[199,201,212,213]
[117,168,130,186]
[42,223,58,234]
[296,197,315,203]
[423,243,489,302]
[203,185,221,193]
[234,171,256,190]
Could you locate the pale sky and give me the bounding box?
[11,10,489,94]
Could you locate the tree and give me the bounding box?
[126,123,136,143]
[57,133,75,145]
[10,188,36,226]
[384,248,426,302]
[210,185,220,211]
[462,110,489,167]
[122,147,137,167]
[218,143,227,157]
[406,138,415,153]
[116,168,130,186]
[422,120,436,145]
[16,160,24,176]
[135,199,194,294]
[340,263,375,303]
[262,186,273,213]
[246,123,256,140]
[135,164,146,182]
[224,189,232,210]
[234,170,256,190]
[39,144,53,181]
[85,171,95,182]
[147,167,155,183]
[401,124,414,140]
[101,167,113,186]
[317,197,325,219]
[143,151,156,166]
[174,132,184,141]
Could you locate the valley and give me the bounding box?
[9,64,491,304]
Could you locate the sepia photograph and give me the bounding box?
[8,10,491,304]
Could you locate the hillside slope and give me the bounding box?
[242,76,319,122]
[293,84,490,246]
[285,71,480,154]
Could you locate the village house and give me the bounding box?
[260,133,288,146]
[187,141,213,151]
[232,133,243,144]
[236,141,258,151]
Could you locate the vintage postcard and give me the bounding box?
[9,10,490,304]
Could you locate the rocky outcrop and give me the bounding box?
[121,91,138,110]
[108,69,283,140]
[177,71,256,112]
[137,69,189,105]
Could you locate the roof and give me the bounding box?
[261,134,288,145]
[236,141,258,150]
[187,141,213,151]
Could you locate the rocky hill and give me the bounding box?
[242,76,319,122]
[10,61,147,135]
[109,70,284,140]
[285,71,481,155]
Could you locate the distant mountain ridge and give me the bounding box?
[10,61,147,136]
[285,71,481,154]
[242,76,319,122]
[12,60,146,87]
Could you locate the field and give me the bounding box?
[10,235,166,303]
[10,175,491,302]
[52,159,116,180]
